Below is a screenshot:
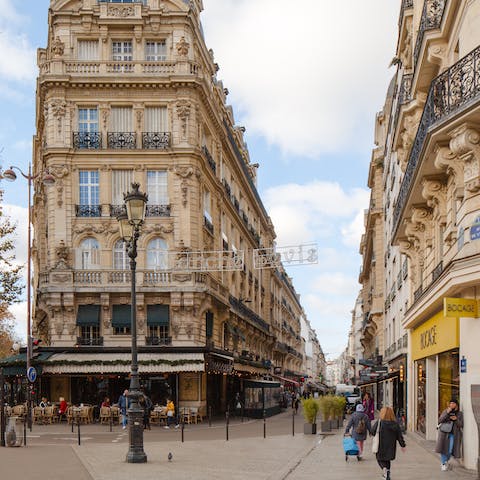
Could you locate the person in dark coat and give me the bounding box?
[362,392,375,421]
[435,399,463,471]
[344,403,371,459]
[371,406,406,480]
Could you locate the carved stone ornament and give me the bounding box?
[176,100,191,139]
[421,178,447,214]
[50,37,65,57]
[171,323,180,338]
[54,321,64,336]
[67,323,77,336]
[176,36,190,56]
[108,6,134,17]
[185,323,193,338]
[173,165,194,179]
[142,223,174,235]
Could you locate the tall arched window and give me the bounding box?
[146,238,168,270]
[113,239,128,270]
[78,238,100,269]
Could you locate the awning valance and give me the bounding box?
[273,375,300,387]
[112,305,131,327]
[147,304,169,326]
[77,305,101,326]
[41,352,205,374]
[244,379,281,388]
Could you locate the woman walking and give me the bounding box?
[344,404,371,460]
[363,392,375,421]
[435,399,463,471]
[371,406,406,480]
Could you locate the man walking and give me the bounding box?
[118,389,129,429]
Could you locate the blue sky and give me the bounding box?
[0,0,400,358]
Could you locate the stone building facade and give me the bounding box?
[24,0,309,417]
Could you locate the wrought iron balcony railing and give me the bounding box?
[76,336,104,346]
[146,204,171,217]
[142,132,170,149]
[414,0,447,68]
[229,295,270,333]
[202,145,216,174]
[432,261,443,282]
[394,44,480,235]
[73,132,101,149]
[107,132,136,149]
[110,204,126,217]
[145,336,172,346]
[76,204,102,217]
[414,285,423,303]
[204,216,214,234]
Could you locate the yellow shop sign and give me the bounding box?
[411,310,459,361]
[443,297,478,318]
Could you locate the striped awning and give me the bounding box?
[42,352,205,374]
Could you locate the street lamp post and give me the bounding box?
[117,182,148,464]
[3,164,55,429]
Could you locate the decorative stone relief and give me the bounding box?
[54,321,64,336]
[421,177,447,218]
[54,240,70,269]
[142,223,173,235]
[108,5,134,17]
[136,110,143,131]
[176,100,191,140]
[50,37,65,57]
[449,124,480,193]
[176,36,190,56]
[49,100,67,137]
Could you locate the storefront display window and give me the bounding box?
[416,359,426,435]
[243,380,281,418]
[438,349,459,415]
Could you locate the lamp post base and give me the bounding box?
[126,400,147,463]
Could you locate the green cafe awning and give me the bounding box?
[147,304,169,326]
[112,304,131,327]
[0,352,53,376]
[76,305,101,326]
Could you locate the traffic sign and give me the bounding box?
[27,366,37,383]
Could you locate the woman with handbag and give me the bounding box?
[435,399,463,471]
[371,406,406,480]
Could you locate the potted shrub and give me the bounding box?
[333,396,346,429]
[318,396,331,432]
[301,397,319,434]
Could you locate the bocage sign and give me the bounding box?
[443,297,478,318]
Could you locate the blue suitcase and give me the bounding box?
[343,436,359,461]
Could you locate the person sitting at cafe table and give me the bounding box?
[101,397,111,408]
[39,397,48,408]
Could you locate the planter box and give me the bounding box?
[320,420,331,432]
[303,423,317,434]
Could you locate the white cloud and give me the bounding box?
[12,139,31,152]
[3,203,28,266]
[10,301,27,344]
[311,272,359,297]
[0,1,36,83]
[202,0,399,158]
[263,180,369,245]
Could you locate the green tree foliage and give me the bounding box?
[0,188,24,357]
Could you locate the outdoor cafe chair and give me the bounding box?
[33,406,44,424]
[100,406,111,424]
[43,406,58,424]
[110,406,120,425]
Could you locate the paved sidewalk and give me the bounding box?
[0,420,477,479]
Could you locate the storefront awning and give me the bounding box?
[42,352,205,374]
[0,352,54,376]
[147,304,169,326]
[76,305,100,326]
[112,305,131,327]
[272,375,299,387]
[244,379,280,388]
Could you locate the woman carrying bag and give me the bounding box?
[371,407,406,480]
[435,399,463,471]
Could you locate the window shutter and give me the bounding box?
[145,107,167,132]
[111,107,133,132]
[112,170,133,204]
[78,41,99,60]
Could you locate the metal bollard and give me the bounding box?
[263,410,266,439]
[77,418,81,446]
[208,406,212,427]
[23,416,27,446]
[181,419,184,443]
[109,414,112,433]
[292,409,295,436]
[225,410,229,441]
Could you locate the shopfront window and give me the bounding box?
[438,349,460,415]
[416,359,426,434]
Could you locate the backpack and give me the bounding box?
[355,417,366,434]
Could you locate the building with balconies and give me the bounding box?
[1,0,313,417]
[389,0,480,471]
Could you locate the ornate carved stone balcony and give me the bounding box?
[107,132,136,149]
[73,132,102,149]
[413,0,447,68]
[142,132,170,149]
[76,336,104,346]
[145,336,172,346]
[393,44,480,235]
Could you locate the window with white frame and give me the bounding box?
[113,239,128,270]
[147,170,168,204]
[78,108,98,133]
[203,189,212,222]
[144,107,167,132]
[147,238,168,270]
[112,170,133,205]
[78,238,100,269]
[110,107,133,132]
[145,41,167,61]
[112,41,132,61]
[78,40,99,60]
[79,170,99,206]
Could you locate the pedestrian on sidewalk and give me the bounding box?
[371,406,406,480]
[344,403,371,460]
[118,389,129,430]
[435,398,463,471]
[363,392,375,421]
